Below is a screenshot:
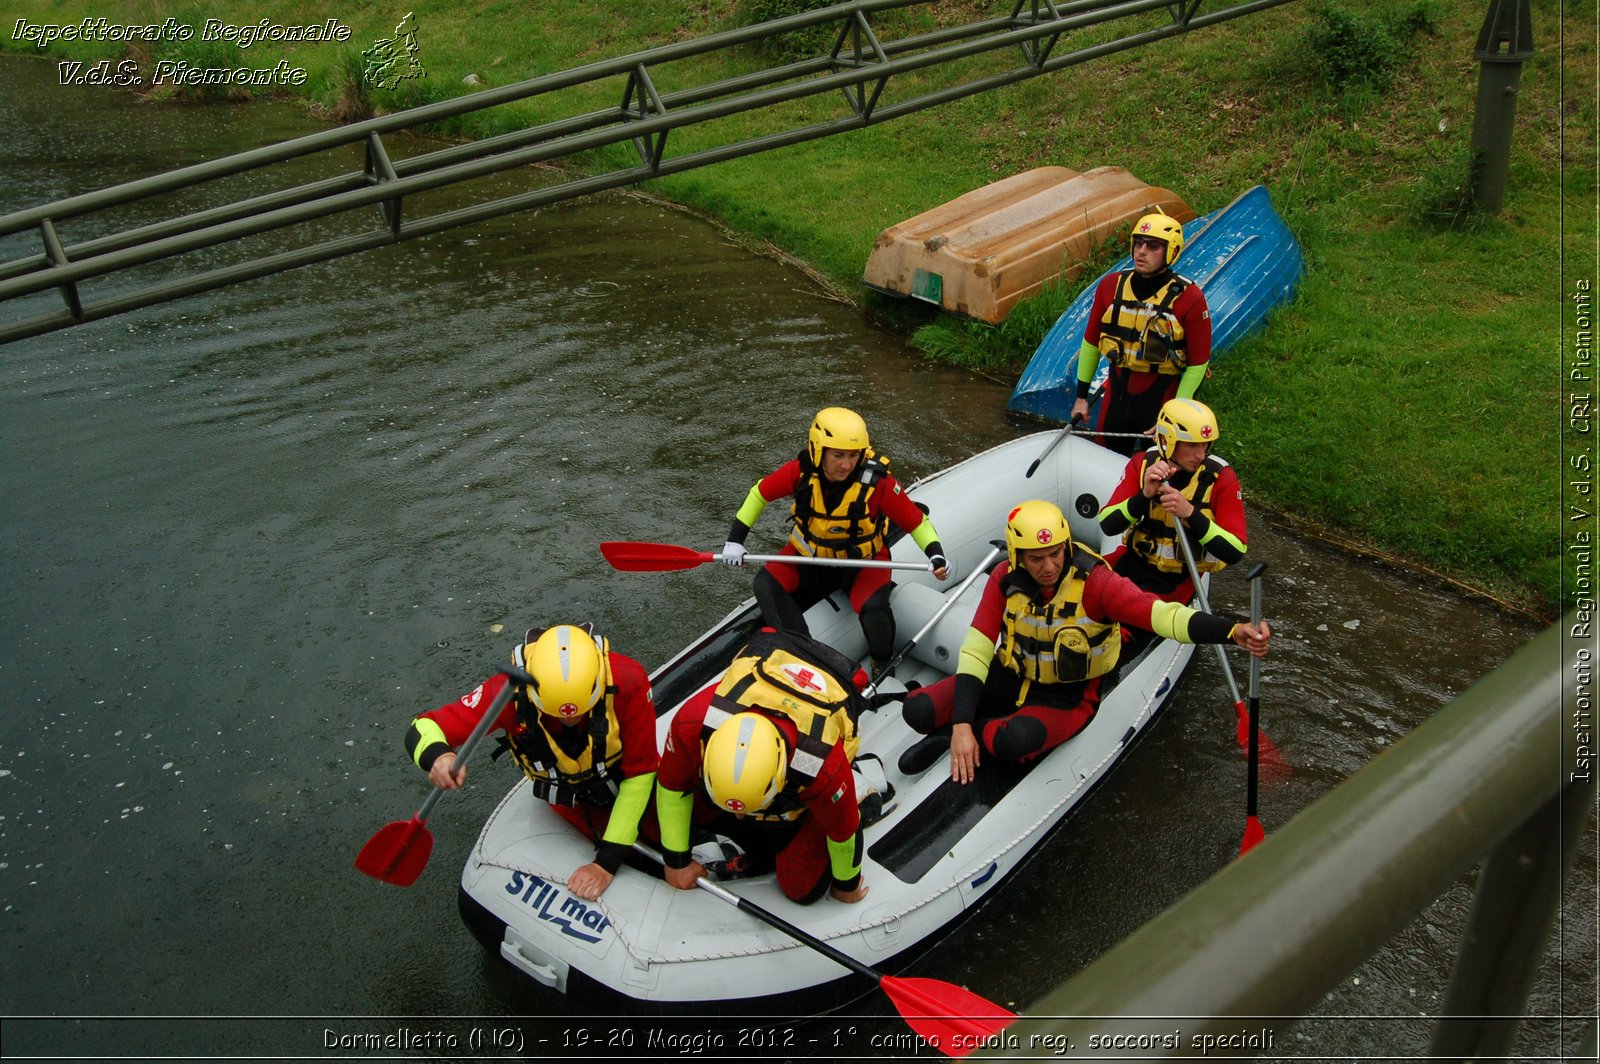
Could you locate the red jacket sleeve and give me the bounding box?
[1174,283,1212,368]
[1080,272,1120,347]
[756,460,804,503]
[966,564,1011,644]
[870,473,928,536]
[1099,453,1149,537]
[657,684,713,793]
[800,744,860,843]
[1205,466,1247,544]
[417,673,519,744]
[407,673,519,772]
[608,653,660,779]
[1081,563,1163,630]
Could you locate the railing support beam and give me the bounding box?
[1430,781,1593,1060]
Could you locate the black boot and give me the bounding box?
[897,733,951,776]
[858,783,897,828]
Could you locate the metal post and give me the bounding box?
[1469,0,1533,214]
[1429,783,1595,1061]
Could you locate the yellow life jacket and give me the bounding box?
[995,547,1121,702]
[503,652,624,808]
[1098,271,1191,375]
[788,451,891,560]
[1125,453,1229,575]
[702,631,863,822]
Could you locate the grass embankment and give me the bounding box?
[6,0,1591,617]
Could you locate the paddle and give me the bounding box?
[869,543,1003,690]
[354,666,529,886]
[1240,562,1268,855]
[1170,517,1280,760]
[600,540,932,573]
[1024,421,1075,479]
[1024,421,1151,478]
[633,843,1015,1056]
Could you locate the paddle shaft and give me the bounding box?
[1024,424,1072,478]
[872,544,1002,685]
[629,842,1015,1055]
[1247,565,1266,818]
[412,666,527,822]
[1024,421,1150,478]
[1170,516,1246,706]
[703,874,883,982]
[631,843,880,981]
[736,552,931,572]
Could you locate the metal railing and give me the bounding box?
[980,614,1594,1059]
[0,0,1300,344]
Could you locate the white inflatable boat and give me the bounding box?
[455,431,1198,1013]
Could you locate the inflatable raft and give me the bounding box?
[456,432,1200,1013]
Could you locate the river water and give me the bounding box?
[0,55,1590,1061]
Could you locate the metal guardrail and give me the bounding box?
[0,0,1300,344]
[978,615,1593,1060]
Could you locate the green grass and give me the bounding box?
[5,0,1589,617]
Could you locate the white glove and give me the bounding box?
[720,541,747,567]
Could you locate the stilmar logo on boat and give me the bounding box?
[504,871,612,942]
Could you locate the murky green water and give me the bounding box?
[0,55,1589,1061]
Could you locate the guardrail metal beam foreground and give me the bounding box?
[981,616,1592,1060]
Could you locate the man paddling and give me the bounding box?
[719,406,950,675]
[655,628,890,905]
[404,624,658,900]
[1097,398,1248,653]
[1068,211,1212,455]
[898,500,1270,782]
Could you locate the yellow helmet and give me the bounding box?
[806,406,870,466]
[1005,499,1071,570]
[513,625,606,721]
[703,713,787,814]
[1130,210,1184,265]
[1153,398,1220,460]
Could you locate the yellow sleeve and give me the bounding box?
[407,717,450,768]
[599,772,656,847]
[1076,340,1101,385]
[827,831,863,883]
[1147,600,1198,642]
[655,784,695,853]
[957,628,995,683]
[733,482,770,528]
[1177,363,1207,399]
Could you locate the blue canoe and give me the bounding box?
[1006,184,1304,424]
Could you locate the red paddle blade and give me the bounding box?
[354,817,433,886]
[599,541,716,572]
[1239,815,1266,856]
[1256,747,1292,786]
[879,974,1017,1058]
[1233,701,1285,765]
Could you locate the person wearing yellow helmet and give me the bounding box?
[655,629,884,905]
[1097,398,1248,636]
[404,624,659,900]
[720,407,950,672]
[897,499,1270,782]
[1068,210,1213,457]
